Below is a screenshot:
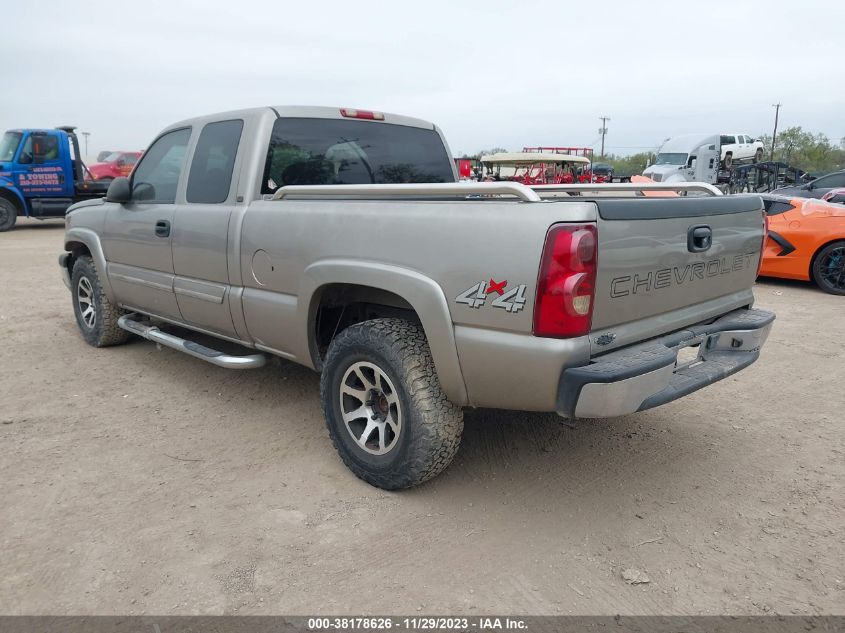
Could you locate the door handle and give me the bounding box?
[155,220,171,238]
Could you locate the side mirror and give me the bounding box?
[106,177,132,203]
[116,159,126,167]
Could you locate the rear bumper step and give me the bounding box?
[117,314,267,370]
[557,308,775,418]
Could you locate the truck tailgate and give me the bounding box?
[591,195,765,331]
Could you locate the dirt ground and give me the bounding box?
[1,218,842,616]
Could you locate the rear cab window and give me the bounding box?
[261,117,454,194]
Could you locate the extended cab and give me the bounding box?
[0,127,110,231]
[59,106,774,489]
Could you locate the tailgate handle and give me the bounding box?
[688,225,712,252]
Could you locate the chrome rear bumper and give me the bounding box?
[557,308,775,418]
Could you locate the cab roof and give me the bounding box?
[164,106,437,132]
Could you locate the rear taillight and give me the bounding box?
[756,210,768,278]
[533,223,598,338]
[340,108,385,121]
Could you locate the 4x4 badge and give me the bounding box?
[455,279,527,313]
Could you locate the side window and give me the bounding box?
[32,135,60,163]
[811,175,834,188]
[721,135,736,145]
[131,128,191,203]
[186,119,243,204]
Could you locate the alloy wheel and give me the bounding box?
[339,361,402,455]
[77,276,97,329]
[818,246,845,292]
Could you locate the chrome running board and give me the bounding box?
[117,314,267,369]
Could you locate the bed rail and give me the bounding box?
[272,182,543,202]
[530,182,723,196]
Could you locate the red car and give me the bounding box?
[87,151,142,181]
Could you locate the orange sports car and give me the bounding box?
[760,194,845,294]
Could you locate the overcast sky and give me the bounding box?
[4,0,843,157]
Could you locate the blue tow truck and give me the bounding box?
[0,126,110,231]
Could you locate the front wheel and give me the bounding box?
[320,318,464,489]
[70,255,131,346]
[0,198,18,232]
[812,241,845,295]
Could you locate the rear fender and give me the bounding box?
[63,227,114,301]
[300,259,469,405]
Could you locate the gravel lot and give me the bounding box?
[1,218,842,616]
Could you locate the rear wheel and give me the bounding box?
[70,255,131,346]
[812,241,845,295]
[754,148,763,163]
[0,197,18,232]
[320,318,464,490]
[723,153,733,169]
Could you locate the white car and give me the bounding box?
[720,134,764,168]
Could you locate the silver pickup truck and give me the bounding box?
[59,106,774,489]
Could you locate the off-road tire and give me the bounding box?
[320,318,464,490]
[723,153,733,169]
[70,255,131,347]
[754,148,763,163]
[811,241,845,295]
[0,197,18,232]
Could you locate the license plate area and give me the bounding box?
[675,340,704,369]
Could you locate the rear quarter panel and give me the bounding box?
[761,203,845,281]
[238,198,597,342]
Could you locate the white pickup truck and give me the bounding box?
[720,134,765,168]
[59,106,774,489]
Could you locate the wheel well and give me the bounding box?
[0,188,23,213]
[809,238,845,280]
[311,284,419,366]
[63,241,92,274]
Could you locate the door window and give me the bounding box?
[186,119,244,204]
[815,173,845,189]
[18,134,60,165]
[720,135,736,145]
[131,128,191,203]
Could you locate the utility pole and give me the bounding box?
[598,116,610,157]
[81,131,91,156]
[770,103,781,161]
